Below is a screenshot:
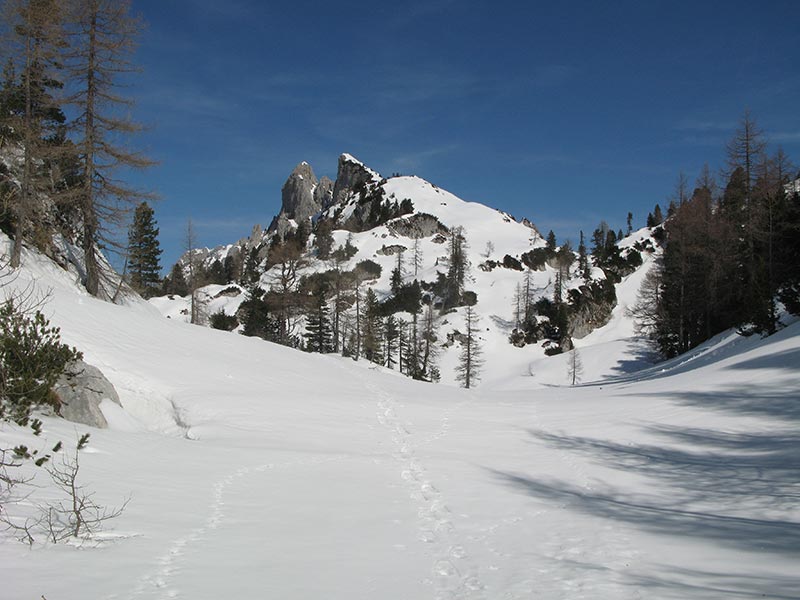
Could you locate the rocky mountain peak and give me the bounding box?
[268,161,322,235]
[331,153,382,207]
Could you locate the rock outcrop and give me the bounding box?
[331,153,381,207]
[56,360,122,428]
[387,213,447,239]
[269,162,324,236]
[315,176,334,210]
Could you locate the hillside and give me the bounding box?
[153,154,654,388]
[2,234,799,599]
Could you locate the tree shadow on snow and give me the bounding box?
[606,339,660,378]
[526,428,800,516]
[488,422,800,596]
[724,347,800,373]
[624,566,800,599]
[492,467,800,555]
[637,383,800,423]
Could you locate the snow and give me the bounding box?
[2,234,799,599]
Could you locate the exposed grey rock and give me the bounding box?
[376,244,408,256]
[55,360,122,428]
[269,212,293,241]
[521,218,541,236]
[569,285,616,339]
[331,153,380,207]
[387,213,447,238]
[280,162,321,223]
[315,176,334,210]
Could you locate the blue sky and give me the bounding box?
[127,0,800,269]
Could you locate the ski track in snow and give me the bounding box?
[125,454,343,600]
[348,369,485,600]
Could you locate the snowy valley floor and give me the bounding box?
[2,257,800,599]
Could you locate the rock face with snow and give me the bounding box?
[269,162,322,236]
[55,360,121,428]
[331,153,381,207]
[315,176,334,210]
[387,213,447,238]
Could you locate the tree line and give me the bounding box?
[0,0,151,299]
[190,220,484,387]
[633,111,800,357]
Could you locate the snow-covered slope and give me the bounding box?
[153,155,658,389]
[2,233,798,599]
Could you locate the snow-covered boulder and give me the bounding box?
[56,360,121,428]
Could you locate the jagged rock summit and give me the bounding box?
[268,161,333,238]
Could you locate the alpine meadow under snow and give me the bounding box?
[2,0,799,597]
[1,219,799,599]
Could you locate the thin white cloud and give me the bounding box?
[772,130,800,142]
[675,118,737,132]
[389,144,460,172]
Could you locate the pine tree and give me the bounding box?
[653,204,664,226]
[64,0,154,297]
[445,226,468,308]
[546,230,557,252]
[412,237,423,277]
[420,300,439,381]
[304,285,333,353]
[2,0,68,268]
[313,219,334,260]
[567,348,583,385]
[240,285,276,340]
[722,111,771,332]
[127,201,161,298]
[268,240,304,346]
[626,212,633,235]
[362,287,383,365]
[512,281,522,328]
[163,262,188,296]
[456,305,482,389]
[522,267,534,324]
[183,219,203,324]
[578,230,590,281]
[241,246,261,286]
[384,315,399,369]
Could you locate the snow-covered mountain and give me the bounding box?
[154,154,657,386]
[2,229,798,599]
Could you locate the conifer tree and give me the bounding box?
[127,201,161,298]
[362,287,383,365]
[2,0,68,268]
[546,230,557,252]
[384,315,399,369]
[412,237,423,277]
[722,111,771,332]
[567,347,583,385]
[304,284,333,353]
[313,219,334,260]
[420,300,439,381]
[578,230,590,281]
[512,282,522,328]
[239,285,276,340]
[445,226,468,308]
[240,246,261,286]
[163,262,188,296]
[184,218,205,325]
[268,240,304,346]
[456,305,482,389]
[64,0,153,297]
[652,204,664,226]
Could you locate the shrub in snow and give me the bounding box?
[0,300,82,424]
